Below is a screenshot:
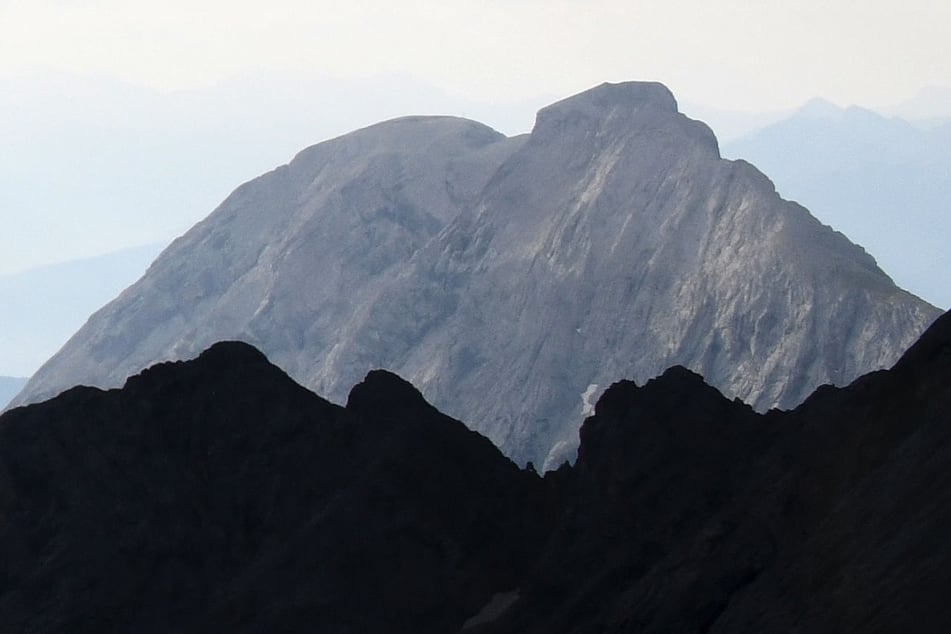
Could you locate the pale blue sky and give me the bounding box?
[1,0,949,111]
[0,0,949,275]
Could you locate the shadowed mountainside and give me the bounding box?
[0,309,950,632]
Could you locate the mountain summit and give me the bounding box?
[12,81,939,467]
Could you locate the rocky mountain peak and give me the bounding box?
[577,365,760,473]
[345,368,435,419]
[591,365,720,417]
[531,80,719,157]
[121,339,287,390]
[536,81,677,123]
[11,82,940,468]
[893,309,951,372]
[290,114,505,172]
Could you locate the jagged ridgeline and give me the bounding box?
[11,81,939,468]
[0,309,950,631]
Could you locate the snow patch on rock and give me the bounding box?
[581,383,599,417]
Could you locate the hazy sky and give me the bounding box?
[1,1,950,375]
[1,0,949,274]
[1,0,949,112]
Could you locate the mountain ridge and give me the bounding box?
[724,101,951,308]
[11,81,940,468]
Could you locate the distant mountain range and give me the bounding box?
[12,82,939,469]
[0,244,163,379]
[724,99,951,308]
[0,306,948,630]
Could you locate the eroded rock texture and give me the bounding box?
[12,82,939,467]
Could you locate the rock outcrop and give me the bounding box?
[724,100,951,309]
[11,82,940,467]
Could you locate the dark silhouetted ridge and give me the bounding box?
[0,315,949,630]
[346,368,436,418]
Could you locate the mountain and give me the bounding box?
[11,82,940,468]
[0,244,163,378]
[0,309,950,631]
[724,100,951,309]
[0,72,541,274]
[0,377,27,410]
[0,341,546,633]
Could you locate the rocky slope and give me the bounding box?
[481,308,951,633]
[11,82,940,467]
[0,310,949,632]
[0,342,546,633]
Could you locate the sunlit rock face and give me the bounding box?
[12,81,939,468]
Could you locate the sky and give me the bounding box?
[2,0,950,111]
[1,0,949,270]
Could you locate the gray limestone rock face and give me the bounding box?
[11,82,940,468]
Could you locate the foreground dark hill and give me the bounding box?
[12,81,939,468]
[1,310,950,632]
